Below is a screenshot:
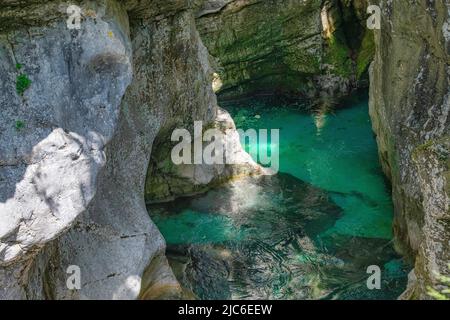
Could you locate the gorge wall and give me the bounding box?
[0,0,448,300]
[196,0,450,299]
[196,0,374,106]
[0,0,248,299]
[369,0,450,299]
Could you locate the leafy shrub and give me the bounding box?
[14,120,25,131]
[16,74,31,96]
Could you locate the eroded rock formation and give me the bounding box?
[369,0,450,299]
[144,107,262,203]
[196,0,374,105]
[0,0,256,299]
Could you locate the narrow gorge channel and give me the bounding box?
[147,93,410,299]
[1,0,448,302]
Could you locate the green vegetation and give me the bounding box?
[324,34,353,78]
[356,31,375,79]
[412,140,435,160]
[412,138,450,164]
[14,120,25,131]
[15,63,31,96]
[427,265,450,300]
[16,74,31,96]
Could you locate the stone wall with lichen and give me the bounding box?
[0,0,249,299]
[196,0,374,107]
[369,0,450,299]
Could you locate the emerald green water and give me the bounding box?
[231,98,393,240]
[148,96,409,300]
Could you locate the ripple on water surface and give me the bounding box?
[148,96,409,300]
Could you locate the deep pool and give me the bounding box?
[148,95,409,300]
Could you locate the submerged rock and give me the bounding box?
[151,173,407,299]
[149,173,342,299]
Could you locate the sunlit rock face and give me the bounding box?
[144,108,262,203]
[369,0,450,299]
[196,0,374,105]
[0,0,134,299]
[0,0,243,299]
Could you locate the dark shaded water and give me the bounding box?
[148,97,409,299]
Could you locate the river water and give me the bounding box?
[147,95,409,300]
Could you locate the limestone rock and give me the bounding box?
[196,0,373,105]
[144,107,263,203]
[369,0,450,299]
[0,0,244,299]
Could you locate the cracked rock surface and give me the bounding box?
[369,0,450,299]
[0,0,247,299]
